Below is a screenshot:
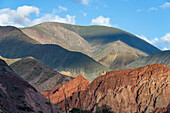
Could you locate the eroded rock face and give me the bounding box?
[0,59,61,113]
[57,64,170,113]
[42,75,90,105]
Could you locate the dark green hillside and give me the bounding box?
[9,57,73,93]
[120,50,170,70]
[0,26,107,81]
[0,26,39,44]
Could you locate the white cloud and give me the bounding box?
[136,35,159,44]
[148,7,158,12]
[160,2,170,8]
[137,9,144,13]
[0,6,39,27]
[91,16,111,27]
[81,10,87,16]
[136,35,152,44]
[52,6,67,14]
[32,14,76,25]
[163,47,168,50]
[136,34,170,50]
[151,37,159,44]
[0,5,76,27]
[58,6,67,12]
[161,33,170,45]
[70,0,90,4]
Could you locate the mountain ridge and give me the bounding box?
[22,22,160,61]
[0,26,108,81]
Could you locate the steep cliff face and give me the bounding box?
[42,75,90,104]
[0,59,61,113]
[57,64,170,113]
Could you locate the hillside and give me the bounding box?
[42,75,90,105]
[120,50,170,70]
[8,57,73,93]
[22,22,160,61]
[57,64,170,113]
[22,23,93,56]
[99,52,140,70]
[0,59,61,113]
[0,26,107,81]
[0,26,39,44]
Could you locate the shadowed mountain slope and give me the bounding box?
[0,26,107,81]
[7,57,73,93]
[22,22,160,61]
[0,59,61,113]
[57,64,170,113]
[22,23,93,56]
[120,50,170,70]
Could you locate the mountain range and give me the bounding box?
[0,26,107,81]
[22,22,160,61]
[0,22,169,113]
[0,22,162,81]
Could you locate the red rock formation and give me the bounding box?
[57,64,170,113]
[154,104,170,113]
[42,75,90,104]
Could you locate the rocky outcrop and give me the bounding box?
[57,64,170,113]
[0,59,61,113]
[42,75,90,104]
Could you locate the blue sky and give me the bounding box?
[0,0,170,50]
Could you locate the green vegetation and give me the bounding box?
[14,85,18,90]
[0,92,2,98]
[38,110,43,113]
[45,102,50,105]
[36,103,40,107]
[0,106,9,113]
[70,108,91,113]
